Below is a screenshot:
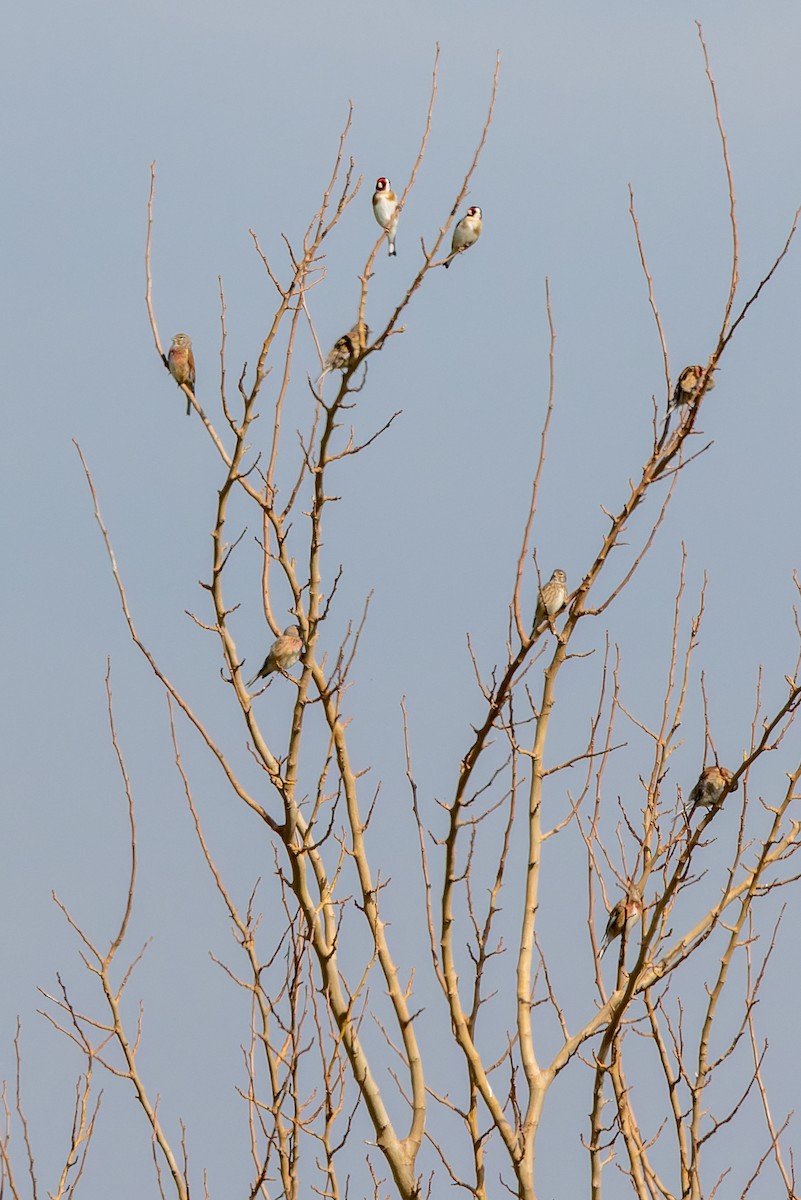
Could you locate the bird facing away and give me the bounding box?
[534,569,568,633]
[600,887,644,959]
[688,765,738,811]
[671,364,716,410]
[444,206,483,268]
[247,626,303,687]
[317,322,370,388]
[168,333,196,417]
[372,177,399,257]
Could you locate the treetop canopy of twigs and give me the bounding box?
[4,18,801,1200]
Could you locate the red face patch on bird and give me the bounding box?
[376,178,389,191]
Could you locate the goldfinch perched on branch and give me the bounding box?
[317,322,370,387]
[671,363,716,410]
[444,206,483,268]
[372,177,399,257]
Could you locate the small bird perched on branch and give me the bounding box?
[247,626,303,687]
[317,322,370,388]
[372,177,399,257]
[600,887,643,959]
[688,764,737,811]
[534,569,568,633]
[168,333,196,416]
[444,206,483,268]
[670,364,716,411]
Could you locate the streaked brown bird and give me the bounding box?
[247,625,303,687]
[317,322,370,387]
[444,206,483,268]
[534,569,568,633]
[168,333,196,416]
[688,764,738,811]
[600,887,644,959]
[372,177,399,257]
[671,364,716,410]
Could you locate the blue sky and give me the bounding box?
[3,1,801,1195]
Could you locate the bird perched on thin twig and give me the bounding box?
[168,333,196,416]
[444,206,483,268]
[317,322,370,388]
[372,177,399,257]
[534,569,568,633]
[247,626,303,687]
[688,764,737,811]
[600,886,643,959]
[670,364,716,411]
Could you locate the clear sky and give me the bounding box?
[3,1,801,1195]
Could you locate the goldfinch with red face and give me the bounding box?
[372,177,399,257]
[168,333,196,416]
[670,364,716,410]
[444,206,483,268]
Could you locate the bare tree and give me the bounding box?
[5,30,801,1200]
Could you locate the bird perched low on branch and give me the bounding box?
[670,364,716,411]
[688,764,737,811]
[317,322,370,388]
[168,333,196,416]
[444,206,483,268]
[247,626,303,687]
[600,886,643,959]
[372,177,399,257]
[533,569,568,633]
